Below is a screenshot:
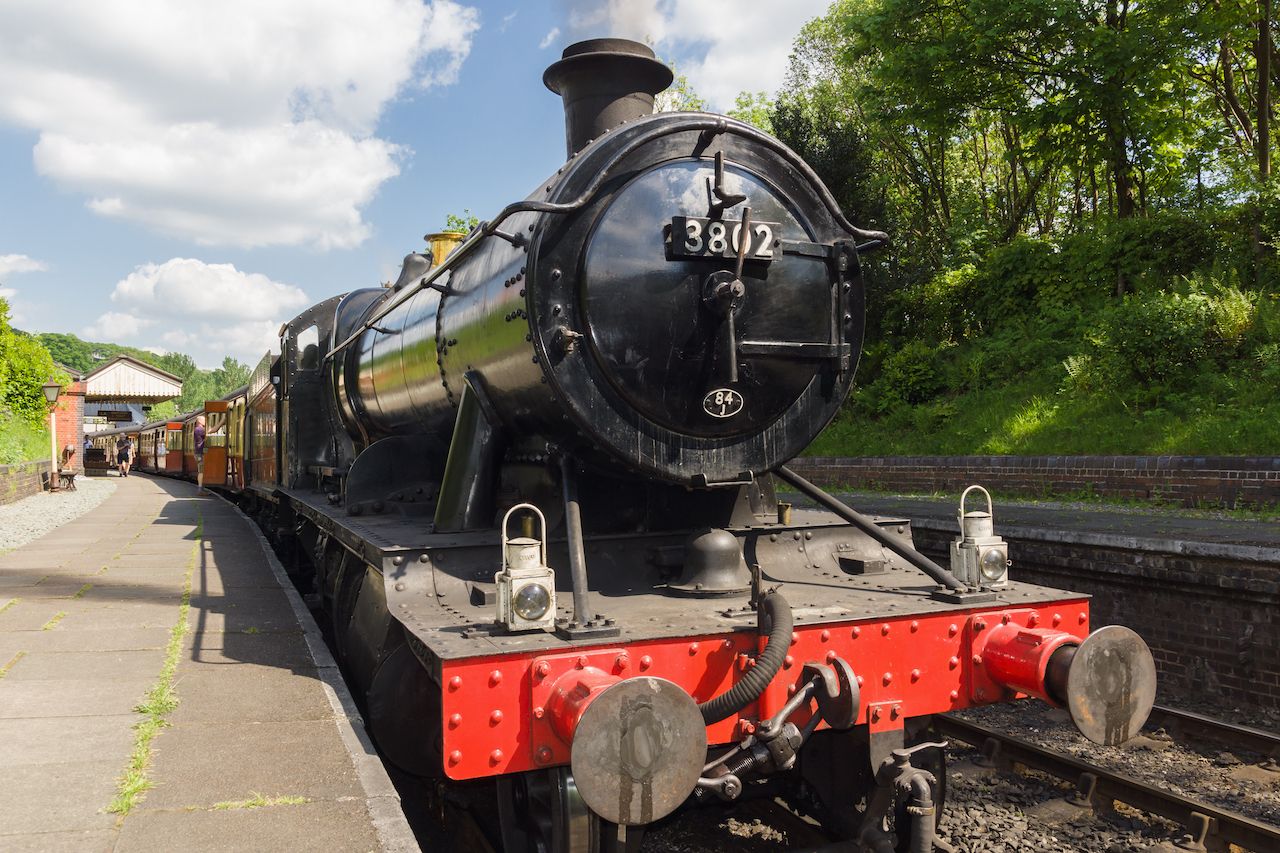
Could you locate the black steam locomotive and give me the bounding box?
[237,39,1156,852]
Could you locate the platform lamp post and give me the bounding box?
[42,381,62,489]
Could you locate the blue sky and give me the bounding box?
[0,0,830,367]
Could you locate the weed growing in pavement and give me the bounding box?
[211,793,309,810]
[0,651,26,679]
[107,515,200,816]
[0,597,18,615]
[41,611,67,630]
[72,583,92,599]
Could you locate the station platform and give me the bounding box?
[826,491,1280,561]
[0,475,418,852]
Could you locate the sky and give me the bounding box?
[0,0,831,368]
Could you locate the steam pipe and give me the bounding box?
[559,455,591,625]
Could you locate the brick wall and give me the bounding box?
[906,523,1280,709]
[0,461,54,505]
[52,379,86,474]
[793,455,1280,509]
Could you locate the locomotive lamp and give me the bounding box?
[495,503,556,632]
[949,486,1009,588]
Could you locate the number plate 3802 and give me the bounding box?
[670,216,778,261]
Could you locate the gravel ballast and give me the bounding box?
[0,474,117,552]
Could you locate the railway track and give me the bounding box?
[934,713,1280,852]
[1145,704,1280,767]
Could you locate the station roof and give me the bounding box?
[83,355,183,402]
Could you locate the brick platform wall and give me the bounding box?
[53,379,86,474]
[793,455,1280,509]
[906,524,1280,710]
[0,461,54,505]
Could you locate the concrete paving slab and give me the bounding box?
[0,574,48,590]
[0,714,136,767]
[144,720,365,808]
[4,649,166,681]
[0,600,71,631]
[0,760,123,834]
[0,677,154,718]
[115,799,382,853]
[0,829,118,852]
[7,626,168,652]
[49,603,177,631]
[166,663,332,724]
[184,631,314,669]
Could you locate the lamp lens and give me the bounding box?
[980,547,1006,581]
[513,583,551,621]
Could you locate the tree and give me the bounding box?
[728,92,775,134]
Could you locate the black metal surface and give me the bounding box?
[776,466,967,592]
[935,715,1280,853]
[543,39,674,158]
[434,374,506,532]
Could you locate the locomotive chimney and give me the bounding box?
[543,38,674,158]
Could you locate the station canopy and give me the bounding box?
[83,355,183,429]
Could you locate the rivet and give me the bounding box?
[551,269,562,280]
[615,654,630,670]
[949,656,960,669]
[449,676,463,691]
[820,629,830,642]
[490,710,503,725]
[856,675,864,686]
[1052,613,1062,627]
[852,627,861,639]
[871,707,881,721]
[948,623,958,637]
[891,705,901,719]
[910,620,919,633]
[639,655,653,670]
[1078,612,1087,624]
[790,632,799,645]
[722,639,733,649]
[535,661,550,679]
[881,623,890,636]
[949,690,959,701]
[489,669,503,686]
[882,672,892,685]
[804,531,812,540]
[826,650,837,663]
[392,555,404,566]
[972,655,983,666]
[688,643,699,655]
[533,706,545,719]
[974,619,986,631]
[1001,613,1010,624]
[535,746,553,764]
[1028,612,1040,626]
[793,531,801,540]
[419,553,430,563]
[394,582,406,591]
[784,655,794,668]
[911,668,921,682]
[576,655,589,669]
[449,713,462,728]
[448,750,462,765]
[787,684,797,696]
[489,749,503,764]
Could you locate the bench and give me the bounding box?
[58,469,77,491]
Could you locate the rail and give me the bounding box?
[934,715,1280,852]
[1146,704,1280,763]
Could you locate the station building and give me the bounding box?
[79,355,183,433]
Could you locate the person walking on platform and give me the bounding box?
[116,434,134,477]
[194,415,208,494]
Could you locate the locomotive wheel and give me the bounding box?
[496,768,641,853]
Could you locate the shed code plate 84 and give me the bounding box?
[670,216,779,261]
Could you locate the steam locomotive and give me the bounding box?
[96,39,1158,852]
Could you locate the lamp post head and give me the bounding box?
[42,381,63,405]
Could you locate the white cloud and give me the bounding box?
[540,27,562,49]
[85,258,311,365]
[0,254,48,278]
[0,1,480,249]
[561,0,830,109]
[501,11,519,31]
[83,311,153,341]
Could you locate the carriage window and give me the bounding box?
[295,325,319,370]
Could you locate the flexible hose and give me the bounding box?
[698,591,793,725]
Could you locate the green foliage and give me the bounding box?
[727,91,774,134]
[0,296,65,463]
[37,332,166,374]
[443,210,479,233]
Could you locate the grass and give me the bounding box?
[0,598,18,616]
[41,611,67,630]
[0,651,26,679]
[73,583,92,599]
[106,515,200,817]
[210,793,309,810]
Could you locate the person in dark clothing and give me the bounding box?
[194,415,207,494]
[116,435,134,477]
